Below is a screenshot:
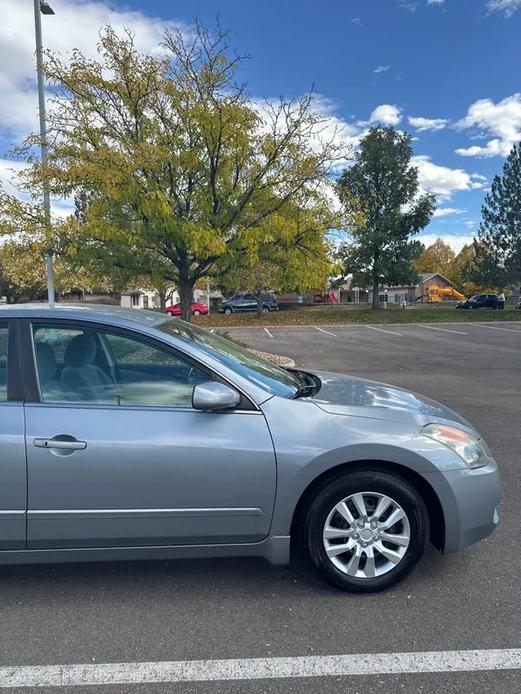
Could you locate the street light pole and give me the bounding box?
[33,0,55,306]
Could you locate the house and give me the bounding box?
[333,272,460,305]
[120,287,223,310]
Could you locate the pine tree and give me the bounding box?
[475,144,521,286]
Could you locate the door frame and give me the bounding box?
[18,317,258,412]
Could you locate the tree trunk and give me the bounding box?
[179,274,194,322]
[255,287,263,319]
[158,290,167,310]
[372,271,381,310]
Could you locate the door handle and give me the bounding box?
[33,437,87,451]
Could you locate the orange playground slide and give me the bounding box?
[426,285,466,302]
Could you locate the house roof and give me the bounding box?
[418,272,455,287]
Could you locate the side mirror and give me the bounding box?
[192,381,241,411]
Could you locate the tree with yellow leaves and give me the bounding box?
[15,21,342,320]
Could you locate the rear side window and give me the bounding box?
[0,327,7,401]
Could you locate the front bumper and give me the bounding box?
[423,459,501,553]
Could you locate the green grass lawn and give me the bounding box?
[195,303,521,327]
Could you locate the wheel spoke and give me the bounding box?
[325,539,355,558]
[345,545,362,576]
[380,507,405,530]
[379,532,409,547]
[372,495,392,521]
[351,493,367,519]
[374,541,402,564]
[324,526,351,540]
[362,546,376,578]
[334,501,355,525]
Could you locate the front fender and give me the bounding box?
[261,397,464,536]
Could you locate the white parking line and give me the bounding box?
[418,324,467,335]
[263,327,274,338]
[364,325,403,336]
[1,649,520,688]
[472,323,521,333]
[314,326,338,337]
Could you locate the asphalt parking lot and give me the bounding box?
[0,320,520,692]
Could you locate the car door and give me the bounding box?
[242,294,257,312]
[0,320,26,550]
[23,320,276,550]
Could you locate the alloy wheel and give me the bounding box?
[322,492,410,579]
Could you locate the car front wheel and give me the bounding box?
[193,310,201,316]
[224,307,233,315]
[303,470,428,592]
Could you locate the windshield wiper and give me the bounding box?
[291,370,321,399]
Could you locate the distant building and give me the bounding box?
[334,272,459,305]
[120,287,222,310]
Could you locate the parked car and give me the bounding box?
[219,292,278,314]
[166,302,208,317]
[0,304,500,592]
[456,293,499,310]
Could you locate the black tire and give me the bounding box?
[193,310,201,316]
[303,470,428,593]
[262,305,270,313]
[224,307,233,315]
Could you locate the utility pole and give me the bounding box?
[33,0,55,306]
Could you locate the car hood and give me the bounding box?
[308,371,472,429]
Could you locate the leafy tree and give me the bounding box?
[20,23,341,320]
[0,187,125,299]
[473,143,521,287]
[220,200,334,317]
[336,128,435,309]
[414,238,455,277]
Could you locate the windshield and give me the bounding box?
[157,318,298,398]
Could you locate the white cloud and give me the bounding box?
[0,0,189,138]
[413,155,487,199]
[0,158,28,197]
[433,207,466,217]
[427,0,445,5]
[486,0,521,16]
[408,116,448,131]
[350,18,363,26]
[418,234,474,254]
[0,157,74,218]
[369,104,402,126]
[455,94,521,157]
[374,65,391,74]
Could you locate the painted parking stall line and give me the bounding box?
[263,327,274,338]
[364,325,403,336]
[418,324,467,335]
[472,323,521,333]
[1,649,520,689]
[314,326,338,337]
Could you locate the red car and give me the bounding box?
[165,302,208,317]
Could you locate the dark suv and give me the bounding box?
[456,293,499,310]
[219,292,278,314]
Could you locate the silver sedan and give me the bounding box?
[0,304,500,592]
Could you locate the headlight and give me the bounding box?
[421,423,487,469]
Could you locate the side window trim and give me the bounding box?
[25,318,257,411]
[0,319,23,403]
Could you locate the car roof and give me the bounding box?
[0,302,166,330]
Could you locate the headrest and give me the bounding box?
[64,333,97,368]
[35,342,57,382]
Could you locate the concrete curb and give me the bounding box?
[252,350,295,369]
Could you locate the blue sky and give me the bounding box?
[1,0,520,251]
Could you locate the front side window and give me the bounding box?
[0,326,8,401]
[32,324,208,408]
[157,319,299,398]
